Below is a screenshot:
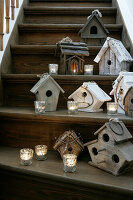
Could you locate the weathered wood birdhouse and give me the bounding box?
[68,82,111,112]
[53,130,84,158]
[58,40,89,75]
[85,118,133,176]
[110,72,133,117]
[79,9,109,46]
[94,37,133,75]
[30,74,65,111]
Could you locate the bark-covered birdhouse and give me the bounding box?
[68,82,111,112]
[85,118,133,176]
[53,130,84,158]
[94,37,133,75]
[30,74,65,111]
[58,40,89,75]
[110,72,133,116]
[79,10,109,46]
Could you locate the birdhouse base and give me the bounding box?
[78,108,103,113]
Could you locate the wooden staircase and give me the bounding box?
[0,0,133,199]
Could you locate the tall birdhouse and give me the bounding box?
[110,72,133,117]
[30,74,65,111]
[68,82,111,112]
[94,37,133,75]
[85,118,133,176]
[58,40,89,75]
[79,10,109,46]
[53,130,84,158]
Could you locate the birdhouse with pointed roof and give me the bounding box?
[79,10,109,46]
[53,130,84,159]
[30,74,65,111]
[58,38,89,75]
[68,82,111,112]
[94,37,133,75]
[110,72,133,117]
[85,118,133,176]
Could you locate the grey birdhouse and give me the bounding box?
[79,10,109,46]
[58,40,89,75]
[85,118,133,176]
[124,87,133,118]
[94,37,133,75]
[30,74,65,111]
[53,130,84,159]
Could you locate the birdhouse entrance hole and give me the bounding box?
[70,58,79,74]
[46,90,52,97]
[92,147,98,155]
[131,99,133,104]
[107,60,111,65]
[68,147,73,152]
[103,134,109,142]
[112,154,119,163]
[82,92,87,98]
[90,26,98,34]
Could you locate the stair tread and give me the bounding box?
[0,107,132,125]
[0,146,133,196]
[29,0,112,2]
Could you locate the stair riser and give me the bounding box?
[3,79,114,108]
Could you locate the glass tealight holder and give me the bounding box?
[84,65,94,75]
[107,102,118,115]
[67,101,78,114]
[49,64,58,75]
[34,101,46,114]
[20,148,34,166]
[63,154,77,173]
[35,145,48,161]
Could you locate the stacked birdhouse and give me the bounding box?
[53,130,84,158]
[68,82,111,112]
[94,37,133,75]
[85,118,133,176]
[30,74,65,111]
[110,72,133,117]
[79,9,109,46]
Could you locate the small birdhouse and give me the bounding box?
[53,130,84,158]
[58,39,89,75]
[94,37,133,75]
[110,72,133,116]
[85,118,133,176]
[79,10,109,46]
[68,82,111,112]
[30,74,65,111]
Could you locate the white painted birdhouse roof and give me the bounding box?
[94,37,133,63]
[69,82,111,102]
[30,74,65,94]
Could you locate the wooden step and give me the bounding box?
[19,24,122,45]
[24,7,117,24]
[2,74,116,108]
[11,45,101,74]
[1,146,133,200]
[0,107,133,149]
[29,0,112,7]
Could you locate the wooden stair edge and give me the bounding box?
[29,0,112,2]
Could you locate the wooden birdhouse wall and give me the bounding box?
[59,54,66,74]
[125,87,133,118]
[97,128,115,146]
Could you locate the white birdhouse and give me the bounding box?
[85,118,133,176]
[30,74,65,111]
[68,82,111,112]
[110,72,133,116]
[94,37,133,75]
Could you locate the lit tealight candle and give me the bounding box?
[20,148,34,166]
[63,154,77,173]
[107,102,118,115]
[34,101,46,114]
[35,145,48,161]
[49,64,58,75]
[67,101,78,114]
[84,65,94,75]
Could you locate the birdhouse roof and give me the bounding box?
[53,130,84,150]
[68,82,111,102]
[94,37,133,63]
[30,74,65,94]
[94,119,132,143]
[59,42,89,56]
[116,141,133,162]
[79,12,109,35]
